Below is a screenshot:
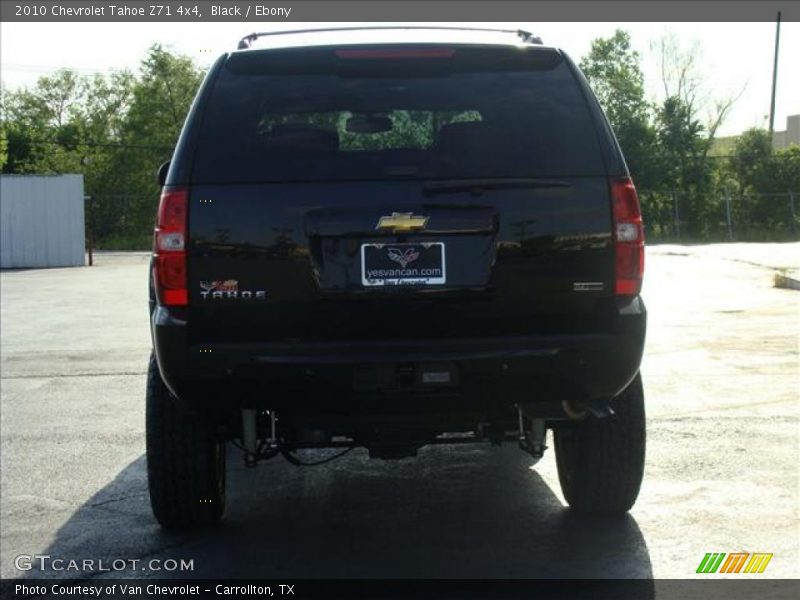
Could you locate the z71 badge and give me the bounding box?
[199,280,267,300]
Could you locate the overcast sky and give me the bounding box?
[1,21,797,137]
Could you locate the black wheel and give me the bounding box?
[554,372,646,515]
[146,353,226,529]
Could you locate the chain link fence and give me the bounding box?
[84,194,158,253]
[83,189,800,254]
[638,190,798,242]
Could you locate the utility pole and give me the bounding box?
[768,11,781,136]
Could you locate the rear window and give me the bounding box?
[192,46,605,183]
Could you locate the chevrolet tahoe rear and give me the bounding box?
[146,29,647,529]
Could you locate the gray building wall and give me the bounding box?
[0,175,85,268]
[772,114,800,150]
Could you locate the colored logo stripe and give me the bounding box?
[719,553,749,573]
[743,553,773,573]
[697,553,726,573]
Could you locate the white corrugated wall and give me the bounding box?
[0,175,85,268]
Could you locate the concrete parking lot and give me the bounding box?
[1,244,798,580]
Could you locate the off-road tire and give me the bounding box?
[146,353,226,529]
[554,372,646,515]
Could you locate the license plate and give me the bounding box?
[361,242,446,287]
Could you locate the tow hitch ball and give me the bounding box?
[517,406,547,461]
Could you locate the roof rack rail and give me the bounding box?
[236,27,543,50]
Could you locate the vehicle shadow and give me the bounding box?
[25,444,653,582]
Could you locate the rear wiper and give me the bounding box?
[422,178,569,196]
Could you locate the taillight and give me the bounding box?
[153,187,188,306]
[611,177,645,296]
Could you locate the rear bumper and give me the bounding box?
[152,297,646,412]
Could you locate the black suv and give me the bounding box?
[147,27,647,529]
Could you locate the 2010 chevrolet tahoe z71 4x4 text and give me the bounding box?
[147,27,647,529]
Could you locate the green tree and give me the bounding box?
[1,70,87,174]
[1,69,133,181]
[654,96,718,236]
[97,45,204,244]
[580,30,657,189]
[648,33,740,238]
[0,45,202,247]
[774,147,800,192]
[729,128,774,193]
[122,45,203,153]
[728,129,800,234]
[0,125,7,171]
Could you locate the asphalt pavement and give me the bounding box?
[1,245,798,580]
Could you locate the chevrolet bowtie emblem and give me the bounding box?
[376,212,429,232]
